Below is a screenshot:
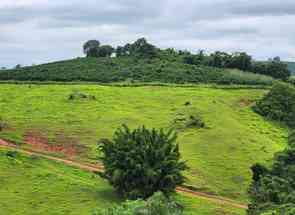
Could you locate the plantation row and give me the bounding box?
[0,57,274,85]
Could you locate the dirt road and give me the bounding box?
[0,139,248,209]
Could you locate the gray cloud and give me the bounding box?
[0,0,295,67]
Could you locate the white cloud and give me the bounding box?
[0,0,295,67]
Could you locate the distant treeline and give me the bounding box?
[183,51,290,81]
[82,38,291,81]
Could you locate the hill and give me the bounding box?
[0,147,245,215]
[0,57,274,85]
[0,84,287,203]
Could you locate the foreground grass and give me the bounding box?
[0,84,288,202]
[0,148,245,215]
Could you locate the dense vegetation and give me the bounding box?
[253,83,295,128]
[179,51,290,81]
[0,57,274,85]
[248,83,295,214]
[248,132,295,215]
[99,125,187,199]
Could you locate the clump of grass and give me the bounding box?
[185,115,206,128]
[68,91,96,101]
[0,117,8,131]
[6,151,19,158]
[173,106,206,129]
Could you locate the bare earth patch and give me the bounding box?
[24,131,85,158]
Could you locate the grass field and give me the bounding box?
[0,148,246,215]
[0,84,288,202]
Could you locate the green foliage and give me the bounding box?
[0,57,274,85]
[98,125,188,199]
[97,45,114,57]
[183,50,290,80]
[93,192,183,215]
[83,40,101,57]
[253,83,295,127]
[119,38,157,59]
[251,61,291,81]
[248,135,295,215]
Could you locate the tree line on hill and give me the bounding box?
[83,38,291,81]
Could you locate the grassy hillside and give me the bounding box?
[0,148,245,215]
[0,84,288,202]
[0,57,274,85]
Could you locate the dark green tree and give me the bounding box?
[253,83,295,128]
[83,40,100,57]
[98,125,188,199]
[97,45,114,57]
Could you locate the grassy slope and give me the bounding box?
[0,148,245,215]
[0,84,288,202]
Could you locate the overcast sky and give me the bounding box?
[1,0,295,68]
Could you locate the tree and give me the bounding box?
[228,52,252,71]
[119,38,157,59]
[248,134,295,215]
[98,125,188,199]
[266,61,291,81]
[83,40,100,57]
[15,64,22,69]
[253,83,295,128]
[97,45,114,57]
[93,192,183,215]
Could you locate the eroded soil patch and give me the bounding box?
[24,131,85,158]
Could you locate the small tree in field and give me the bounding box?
[98,125,188,199]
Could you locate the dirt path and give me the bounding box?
[0,139,248,210]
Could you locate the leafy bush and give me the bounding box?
[68,91,96,100]
[6,151,19,158]
[93,192,183,215]
[98,125,188,199]
[173,106,206,130]
[253,83,295,127]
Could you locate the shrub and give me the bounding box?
[185,115,205,129]
[173,107,206,130]
[68,91,96,100]
[98,125,188,199]
[0,117,7,131]
[253,83,295,128]
[93,192,183,215]
[6,151,19,158]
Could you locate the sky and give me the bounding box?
[1,0,295,68]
